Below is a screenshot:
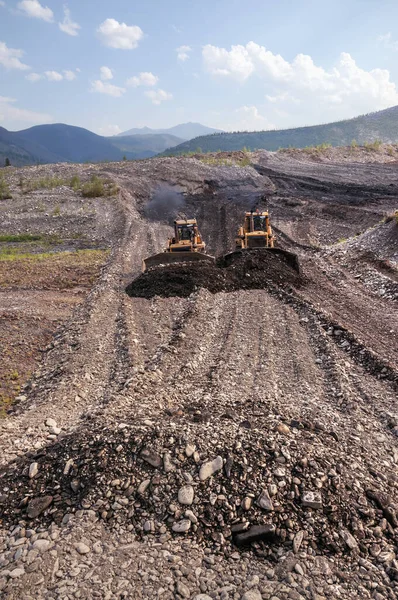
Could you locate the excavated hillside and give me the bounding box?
[0,150,397,600]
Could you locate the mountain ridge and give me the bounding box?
[161,105,398,155]
[117,122,223,140]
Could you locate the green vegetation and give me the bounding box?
[197,154,252,167]
[0,234,43,243]
[4,158,11,167]
[364,139,382,151]
[351,139,358,148]
[52,204,61,217]
[21,175,67,193]
[81,175,118,198]
[0,175,12,200]
[70,175,81,190]
[161,106,398,155]
[0,247,108,262]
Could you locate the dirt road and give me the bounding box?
[0,151,397,599]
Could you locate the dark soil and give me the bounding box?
[125,249,303,299]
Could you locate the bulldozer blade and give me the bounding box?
[219,247,300,272]
[142,252,215,272]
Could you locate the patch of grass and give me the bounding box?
[81,175,118,198]
[52,204,61,217]
[22,176,67,193]
[0,234,43,243]
[70,175,81,191]
[364,139,383,152]
[0,247,108,262]
[0,395,13,418]
[0,176,12,200]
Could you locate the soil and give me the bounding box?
[0,149,397,599]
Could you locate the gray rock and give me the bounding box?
[74,543,90,554]
[199,456,223,481]
[172,519,191,533]
[241,591,262,600]
[234,524,275,546]
[185,510,198,524]
[301,491,322,509]
[293,530,304,553]
[29,462,39,479]
[185,444,195,457]
[193,596,213,600]
[9,568,25,579]
[27,496,53,518]
[32,539,51,552]
[163,452,175,473]
[178,485,194,505]
[257,489,274,511]
[141,448,162,469]
[176,580,191,598]
[137,479,151,495]
[45,418,57,428]
[242,497,252,511]
[339,529,358,551]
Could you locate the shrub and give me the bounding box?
[0,176,12,200]
[350,139,358,148]
[69,175,81,191]
[81,175,118,198]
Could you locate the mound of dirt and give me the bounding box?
[126,249,303,299]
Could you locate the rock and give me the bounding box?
[143,520,154,532]
[63,459,74,475]
[301,491,322,509]
[163,452,175,473]
[241,590,262,600]
[137,479,151,495]
[293,530,304,553]
[176,580,191,598]
[185,444,195,457]
[193,596,213,600]
[340,529,358,551]
[276,423,290,435]
[234,524,276,546]
[242,497,252,511]
[178,485,194,505]
[9,568,25,579]
[224,455,234,477]
[29,462,39,479]
[74,543,90,554]
[32,540,51,553]
[172,519,191,533]
[257,489,274,511]
[45,418,57,428]
[199,456,223,481]
[141,448,162,469]
[185,510,198,524]
[27,496,53,518]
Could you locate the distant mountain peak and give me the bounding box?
[117,122,224,141]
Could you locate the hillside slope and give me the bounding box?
[108,133,185,159]
[163,105,398,154]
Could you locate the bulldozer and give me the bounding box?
[222,209,300,272]
[235,210,276,250]
[142,218,215,272]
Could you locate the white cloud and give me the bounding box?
[17,0,53,22]
[97,124,121,136]
[0,96,52,126]
[97,18,144,50]
[100,66,113,81]
[233,105,274,131]
[59,5,80,36]
[63,69,76,81]
[126,71,158,87]
[203,42,398,124]
[26,72,43,82]
[91,80,126,97]
[0,41,30,70]
[45,70,63,81]
[145,89,173,105]
[378,32,398,51]
[176,45,192,61]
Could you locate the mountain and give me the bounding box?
[118,122,223,140]
[109,133,185,159]
[0,124,186,167]
[161,106,398,155]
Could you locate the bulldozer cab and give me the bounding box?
[176,222,195,242]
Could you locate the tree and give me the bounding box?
[123,155,127,161]
[4,158,11,167]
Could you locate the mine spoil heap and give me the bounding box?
[0,151,397,599]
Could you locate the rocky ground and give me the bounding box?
[0,150,397,599]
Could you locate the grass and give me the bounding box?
[0,247,108,262]
[21,176,67,193]
[364,139,383,151]
[0,233,43,242]
[0,176,12,200]
[81,175,119,198]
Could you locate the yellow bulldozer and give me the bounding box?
[142,218,215,271]
[222,209,300,272]
[235,210,276,250]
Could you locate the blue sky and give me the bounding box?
[1,0,398,134]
